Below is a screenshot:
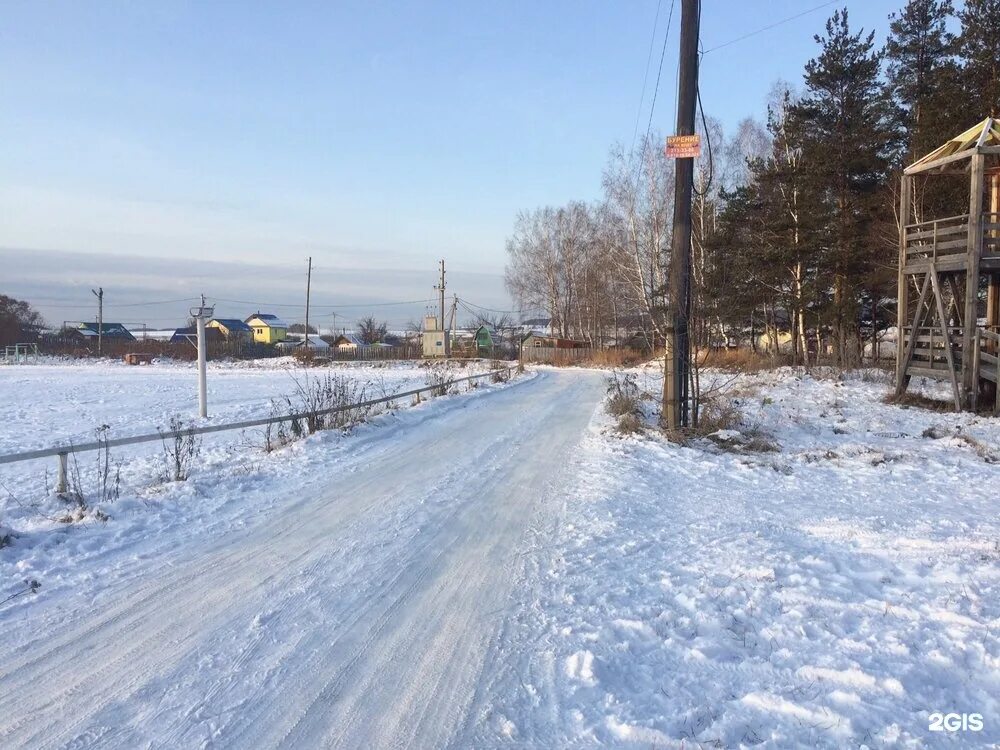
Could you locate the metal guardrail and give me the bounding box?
[0,365,519,492]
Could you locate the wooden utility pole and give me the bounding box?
[91,287,104,356]
[664,0,700,429]
[304,256,313,352]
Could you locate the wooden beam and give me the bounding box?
[929,268,963,410]
[904,148,975,175]
[896,271,932,395]
[946,274,964,325]
[961,154,986,406]
[897,174,911,391]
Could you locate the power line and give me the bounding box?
[700,0,839,55]
[458,298,541,316]
[30,296,200,309]
[629,0,664,162]
[642,0,676,149]
[693,1,714,200]
[632,0,676,190]
[211,297,438,309]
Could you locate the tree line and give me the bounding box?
[505,0,1000,366]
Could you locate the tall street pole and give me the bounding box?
[304,256,313,352]
[664,0,700,429]
[92,287,104,356]
[436,259,449,356]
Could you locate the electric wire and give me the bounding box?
[700,0,839,54]
[629,0,665,163]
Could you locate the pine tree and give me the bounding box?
[793,9,897,366]
[957,0,1000,118]
[885,0,958,162]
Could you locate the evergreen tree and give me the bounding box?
[751,92,828,364]
[793,9,897,366]
[957,0,1000,118]
[885,0,959,162]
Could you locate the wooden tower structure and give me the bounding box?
[896,118,1000,411]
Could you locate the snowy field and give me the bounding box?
[0,360,997,748]
[0,356,494,529]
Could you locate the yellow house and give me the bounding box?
[244,313,289,345]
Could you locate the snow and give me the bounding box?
[0,361,998,748]
[0,356,497,530]
[471,366,1000,747]
[0,361,564,749]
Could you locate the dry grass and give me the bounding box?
[615,413,645,434]
[660,391,780,453]
[923,425,1000,463]
[883,391,955,412]
[586,349,651,367]
[700,348,795,372]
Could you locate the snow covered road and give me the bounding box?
[0,369,606,749]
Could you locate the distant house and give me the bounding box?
[70,322,136,343]
[245,313,288,345]
[521,334,587,349]
[207,318,252,340]
[473,325,496,355]
[519,317,553,335]
[277,336,330,353]
[170,326,224,345]
[301,336,329,351]
[332,333,365,350]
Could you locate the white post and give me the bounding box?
[56,452,68,494]
[197,314,208,418]
[191,294,214,419]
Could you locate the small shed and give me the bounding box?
[521,334,587,349]
[473,325,495,355]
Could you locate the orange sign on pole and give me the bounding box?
[665,134,701,158]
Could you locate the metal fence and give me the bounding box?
[2,343,39,364]
[0,365,518,492]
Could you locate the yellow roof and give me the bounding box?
[907,118,1000,173]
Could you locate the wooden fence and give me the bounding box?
[520,347,648,366]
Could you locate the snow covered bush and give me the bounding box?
[490,360,510,383]
[425,371,455,397]
[158,416,201,482]
[605,371,643,433]
[289,372,373,434]
[59,426,119,522]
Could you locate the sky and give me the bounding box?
[1,0,908,328]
